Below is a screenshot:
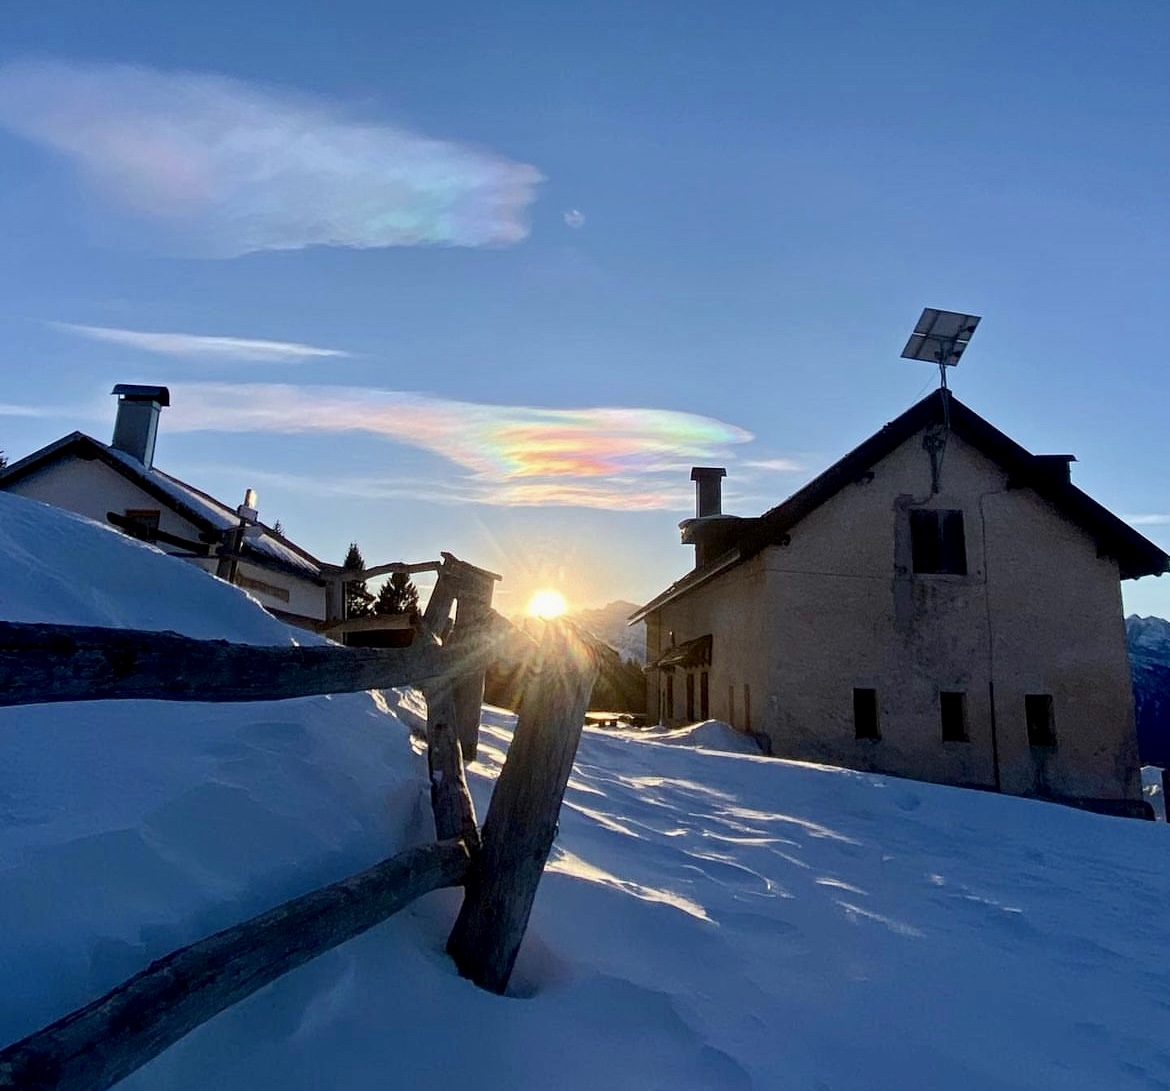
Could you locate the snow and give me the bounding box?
[101,440,324,577]
[4,491,1170,1090]
[637,718,767,755]
[0,492,319,642]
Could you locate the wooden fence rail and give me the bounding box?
[0,617,513,708]
[0,840,472,1091]
[0,581,597,1091]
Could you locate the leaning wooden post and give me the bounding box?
[447,559,499,762]
[423,678,480,849]
[446,622,598,994]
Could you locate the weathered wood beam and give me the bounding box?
[446,623,598,994]
[351,560,443,582]
[0,621,505,708]
[0,839,472,1091]
[449,566,497,761]
[424,681,480,848]
[322,613,414,636]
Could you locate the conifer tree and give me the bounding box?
[374,571,420,616]
[342,541,373,618]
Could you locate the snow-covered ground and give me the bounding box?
[4,492,1170,1091]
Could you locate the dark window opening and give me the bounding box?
[123,508,161,537]
[686,673,696,722]
[1025,694,1056,747]
[910,509,967,575]
[665,674,674,722]
[236,574,291,604]
[699,671,709,720]
[940,691,968,742]
[854,688,880,740]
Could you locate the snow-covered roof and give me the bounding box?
[0,432,326,580]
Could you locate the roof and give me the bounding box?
[631,390,1169,622]
[0,432,326,582]
[652,633,712,670]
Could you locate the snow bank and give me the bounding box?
[0,492,315,643]
[114,717,1170,1091]
[0,493,427,1043]
[5,491,1170,1090]
[639,718,766,755]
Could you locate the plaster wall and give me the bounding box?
[648,554,769,731]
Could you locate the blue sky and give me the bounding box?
[1,0,1167,617]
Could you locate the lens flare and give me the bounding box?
[527,589,568,619]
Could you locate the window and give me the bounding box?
[236,574,291,604]
[854,688,880,740]
[1025,694,1056,747]
[699,672,710,720]
[686,673,696,721]
[665,674,674,721]
[123,508,160,537]
[940,691,968,742]
[910,509,967,575]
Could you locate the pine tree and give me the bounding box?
[374,571,420,616]
[343,541,373,618]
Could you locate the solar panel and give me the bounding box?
[901,308,981,367]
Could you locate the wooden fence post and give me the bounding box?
[448,564,497,761]
[446,622,598,994]
[423,679,480,849]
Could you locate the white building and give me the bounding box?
[0,385,339,630]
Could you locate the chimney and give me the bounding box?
[1033,454,1076,485]
[691,466,726,518]
[681,467,741,569]
[111,384,170,468]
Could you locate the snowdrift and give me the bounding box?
[3,492,1170,1091]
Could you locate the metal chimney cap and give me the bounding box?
[690,466,726,481]
[111,384,170,406]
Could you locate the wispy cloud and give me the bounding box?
[744,457,805,472]
[168,383,753,510]
[53,323,350,363]
[0,404,67,419]
[1124,514,1170,527]
[0,59,543,256]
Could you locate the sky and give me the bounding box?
[0,0,1167,618]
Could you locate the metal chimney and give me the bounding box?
[111,384,170,468]
[691,466,726,518]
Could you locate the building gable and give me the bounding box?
[633,391,1168,622]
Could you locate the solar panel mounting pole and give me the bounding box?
[900,307,981,393]
[899,308,982,493]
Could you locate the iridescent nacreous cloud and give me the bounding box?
[168,384,753,510]
[0,59,543,256]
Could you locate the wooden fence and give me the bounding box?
[0,554,598,1091]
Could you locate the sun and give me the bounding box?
[527,589,568,620]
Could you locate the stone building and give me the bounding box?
[631,390,1168,814]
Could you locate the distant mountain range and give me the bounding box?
[1129,615,1170,767]
[570,600,646,664]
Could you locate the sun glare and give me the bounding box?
[527,589,568,619]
